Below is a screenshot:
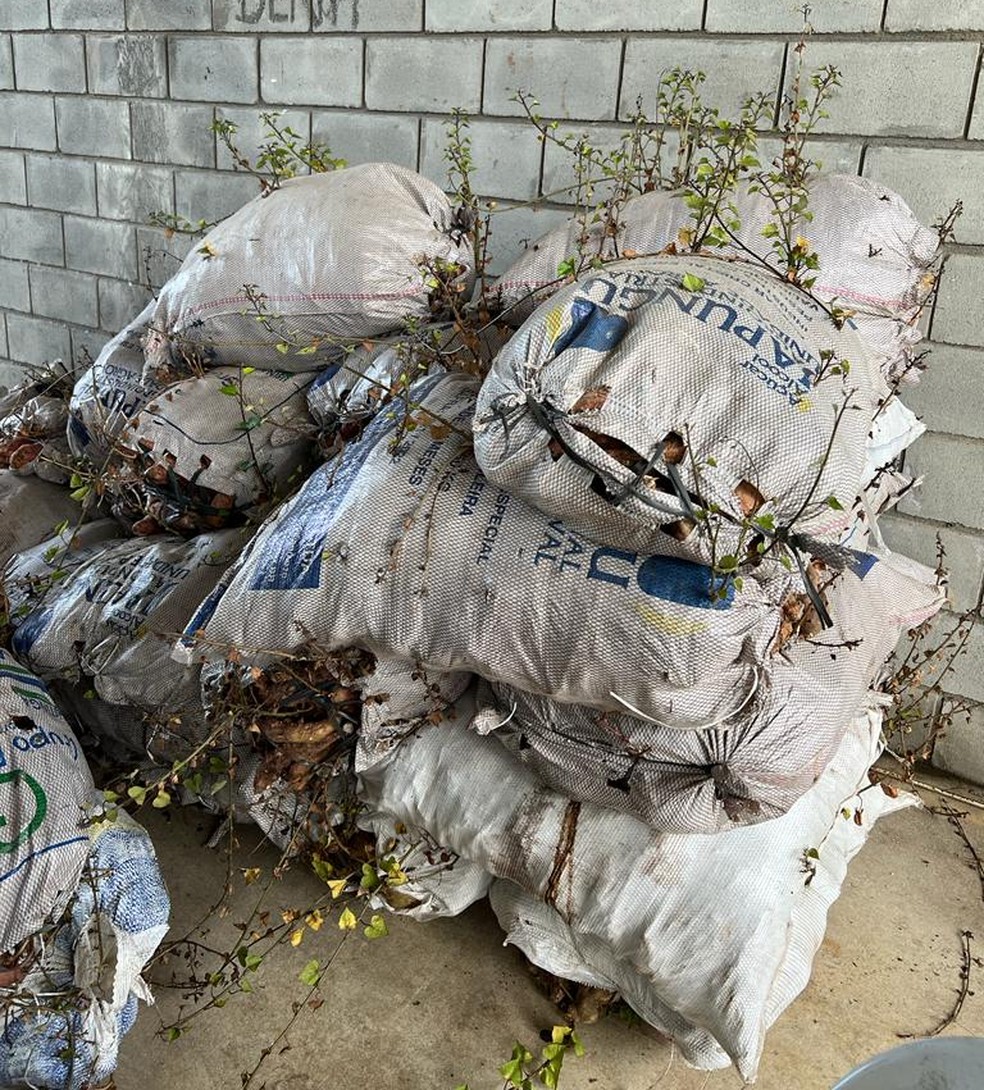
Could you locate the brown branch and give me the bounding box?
[898,930,976,1039]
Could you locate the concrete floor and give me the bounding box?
[114,775,984,1090]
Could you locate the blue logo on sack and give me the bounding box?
[11,609,52,656]
[552,297,629,357]
[248,373,447,592]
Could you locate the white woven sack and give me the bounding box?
[864,396,924,487]
[357,686,496,920]
[143,164,475,377]
[0,650,95,954]
[0,394,67,441]
[13,528,248,712]
[3,520,125,624]
[306,343,409,431]
[356,656,471,773]
[0,395,72,484]
[493,173,938,381]
[359,813,493,921]
[67,301,161,462]
[0,806,170,1090]
[0,472,81,571]
[475,254,883,563]
[474,546,942,832]
[114,366,315,516]
[179,372,784,730]
[360,698,912,1081]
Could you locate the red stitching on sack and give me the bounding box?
[184,290,426,316]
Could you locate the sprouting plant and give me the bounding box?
[213,111,346,195]
[455,1026,585,1090]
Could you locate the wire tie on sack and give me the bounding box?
[788,534,834,630]
[611,440,666,508]
[519,392,844,630]
[607,666,761,730]
[523,393,686,521]
[663,460,699,522]
[496,701,518,729]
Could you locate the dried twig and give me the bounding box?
[898,930,976,1039]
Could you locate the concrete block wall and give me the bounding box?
[1,1,983,777]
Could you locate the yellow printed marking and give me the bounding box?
[636,602,709,637]
[544,307,565,347]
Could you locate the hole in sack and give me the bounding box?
[660,518,696,542]
[734,479,765,516]
[570,385,610,414]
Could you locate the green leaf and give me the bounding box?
[244,952,263,972]
[716,554,739,573]
[311,855,334,883]
[166,1027,182,1042]
[127,785,148,805]
[219,382,239,396]
[69,485,91,503]
[753,513,776,531]
[363,914,389,940]
[295,344,318,356]
[681,273,705,293]
[825,495,844,511]
[275,342,290,354]
[805,847,820,860]
[151,789,171,809]
[761,222,779,238]
[298,959,321,987]
[500,1044,535,1088]
[360,862,380,892]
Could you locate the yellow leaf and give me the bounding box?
[289,928,304,947]
[305,909,324,932]
[242,867,261,885]
[326,879,348,900]
[338,907,357,931]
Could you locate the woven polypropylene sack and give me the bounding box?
[67,301,162,462]
[13,528,249,712]
[474,546,942,832]
[111,366,315,521]
[0,651,95,954]
[492,174,938,381]
[475,254,884,562]
[3,520,125,622]
[0,807,169,1090]
[179,372,784,730]
[0,395,72,484]
[357,686,495,920]
[143,165,475,376]
[360,698,913,1081]
[356,656,472,773]
[0,472,81,570]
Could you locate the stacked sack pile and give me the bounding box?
[0,161,947,1085]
